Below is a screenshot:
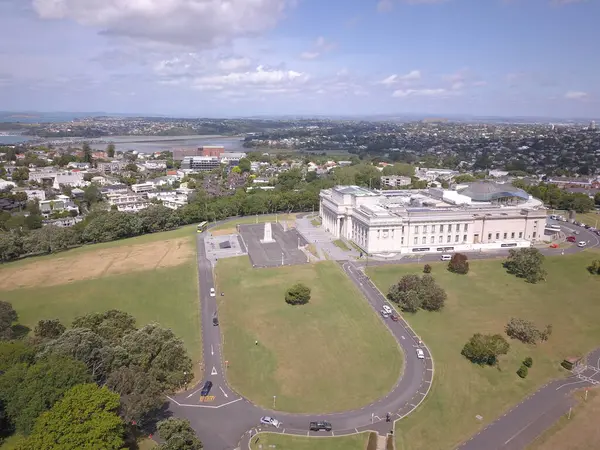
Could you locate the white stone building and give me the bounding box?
[319,183,547,255]
[108,194,149,213]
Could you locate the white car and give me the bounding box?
[210,288,216,297]
[382,304,392,314]
[260,416,281,428]
[416,348,425,359]
[380,310,390,319]
[577,241,587,247]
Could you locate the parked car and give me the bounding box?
[416,348,425,359]
[382,304,392,314]
[566,236,576,243]
[390,314,399,322]
[441,254,452,261]
[260,416,281,428]
[578,241,587,247]
[212,315,219,326]
[380,310,390,319]
[210,288,216,297]
[200,380,213,396]
[310,421,332,432]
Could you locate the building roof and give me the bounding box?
[458,181,529,202]
[334,185,379,197]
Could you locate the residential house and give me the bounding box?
[108,194,149,212]
[131,182,155,194]
[97,161,128,174]
[381,175,411,188]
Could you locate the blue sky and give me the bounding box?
[0,0,598,118]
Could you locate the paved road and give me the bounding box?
[167,215,600,450]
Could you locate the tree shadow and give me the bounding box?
[11,324,31,340]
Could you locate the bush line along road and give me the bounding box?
[167,214,600,450]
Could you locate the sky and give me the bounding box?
[0,0,598,118]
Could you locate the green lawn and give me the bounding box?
[216,258,402,413]
[367,251,600,450]
[210,214,297,232]
[333,239,351,251]
[547,210,600,228]
[249,432,369,450]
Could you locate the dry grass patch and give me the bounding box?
[0,238,193,290]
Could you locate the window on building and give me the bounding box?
[414,226,419,234]
[401,237,404,245]
[422,237,426,244]
[533,232,537,238]
[454,235,458,242]
[447,235,451,243]
[448,224,452,232]
[463,234,467,242]
[439,236,443,243]
[402,226,405,234]
[464,224,469,232]
[496,232,500,239]
[519,232,523,239]
[488,233,492,241]
[431,236,435,244]
[423,225,428,233]
[503,232,507,239]
[414,237,418,245]
[431,225,436,233]
[511,232,515,239]
[440,225,444,233]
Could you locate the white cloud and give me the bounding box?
[32,0,289,47]
[379,70,421,86]
[392,88,448,98]
[564,90,588,100]
[300,52,320,60]
[217,57,252,72]
[377,0,394,12]
[191,65,308,92]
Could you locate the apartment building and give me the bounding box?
[381,175,411,188]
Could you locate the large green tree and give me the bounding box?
[0,341,35,372]
[72,310,136,345]
[19,384,124,450]
[0,355,90,434]
[461,333,510,366]
[106,143,116,158]
[285,283,311,305]
[157,418,203,450]
[0,301,17,340]
[503,248,547,283]
[34,319,66,341]
[387,274,446,312]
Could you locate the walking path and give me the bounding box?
[295,215,361,261]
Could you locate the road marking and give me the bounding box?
[186,387,204,398]
[556,379,586,390]
[219,386,228,398]
[401,336,406,340]
[211,366,218,375]
[211,345,214,356]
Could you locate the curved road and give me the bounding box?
[167,215,600,450]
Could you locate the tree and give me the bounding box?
[305,171,318,183]
[237,157,251,173]
[595,192,600,206]
[423,264,432,274]
[453,174,476,184]
[120,324,193,391]
[0,341,35,372]
[503,248,547,283]
[19,384,124,450]
[505,318,542,344]
[106,366,165,427]
[448,253,469,274]
[106,143,116,158]
[34,319,66,340]
[387,274,446,312]
[285,283,311,305]
[516,365,528,378]
[72,310,136,345]
[11,167,29,183]
[82,142,93,164]
[23,213,42,230]
[125,163,139,172]
[157,418,203,450]
[523,357,533,368]
[588,259,600,275]
[461,333,510,366]
[539,324,553,342]
[0,355,90,434]
[83,184,102,205]
[0,301,18,340]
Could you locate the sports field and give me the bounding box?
[0,226,202,371]
[215,257,403,413]
[367,250,600,450]
[249,432,369,450]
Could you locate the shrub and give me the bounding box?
[588,260,600,275]
[448,253,469,274]
[285,283,311,305]
[423,264,432,274]
[523,357,533,368]
[517,365,529,378]
[461,333,510,366]
[505,317,541,344]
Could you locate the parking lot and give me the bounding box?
[238,223,309,268]
[204,234,247,261]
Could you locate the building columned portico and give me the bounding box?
[319,183,548,255]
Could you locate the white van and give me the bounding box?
[441,254,452,261]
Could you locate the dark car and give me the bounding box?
[390,314,399,322]
[567,236,576,243]
[310,421,332,432]
[200,381,213,397]
[213,315,219,326]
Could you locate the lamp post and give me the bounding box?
[273,395,276,409]
[281,252,284,266]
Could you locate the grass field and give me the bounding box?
[209,213,297,235]
[367,251,600,450]
[333,239,351,251]
[249,432,369,450]
[216,258,403,413]
[547,210,600,228]
[528,388,600,450]
[0,226,202,372]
